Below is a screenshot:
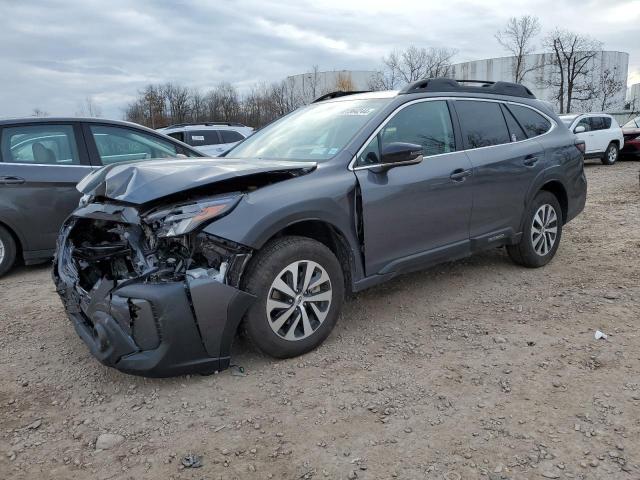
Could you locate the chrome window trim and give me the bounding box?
[0,162,98,168]
[348,96,557,171]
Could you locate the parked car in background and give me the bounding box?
[54,78,586,377]
[559,113,624,165]
[621,116,640,158]
[0,118,204,276]
[158,122,254,156]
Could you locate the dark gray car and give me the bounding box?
[0,118,203,276]
[53,79,587,377]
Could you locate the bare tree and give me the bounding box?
[370,46,457,89]
[596,67,625,111]
[334,72,355,91]
[495,15,541,83]
[31,108,49,117]
[76,96,102,117]
[542,29,602,113]
[301,65,321,103]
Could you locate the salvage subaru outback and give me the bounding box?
[54,79,587,377]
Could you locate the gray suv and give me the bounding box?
[54,79,587,377]
[0,118,203,276]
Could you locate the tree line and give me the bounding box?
[115,16,627,128]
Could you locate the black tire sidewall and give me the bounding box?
[0,226,17,277]
[242,236,344,358]
[602,143,618,165]
[514,191,563,268]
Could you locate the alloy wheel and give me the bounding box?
[531,204,558,256]
[608,146,617,163]
[266,260,332,341]
[0,237,4,265]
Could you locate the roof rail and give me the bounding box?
[313,91,370,103]
[399,78,535,99]
[163,121,248,129]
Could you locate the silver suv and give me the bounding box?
[158,122,254,156]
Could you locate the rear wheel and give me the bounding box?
[0,225,17,277]
[507,191,563,268]
[241,236,344,358]
[601,142,618,165]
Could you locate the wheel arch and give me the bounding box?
[0,218,24,261]
[539,180,568,224]
[253,219,357,295]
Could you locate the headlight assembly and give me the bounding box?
[144,195,241,238]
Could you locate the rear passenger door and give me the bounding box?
[452,99,546,243]
[591,116,609,152]
[0,122,93,258]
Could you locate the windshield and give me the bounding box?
[623,116,640,128]
[227,98,389,161]
[559,115,578,127]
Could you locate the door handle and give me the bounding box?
[450,169,472,181]
[0,176,25,185]
[523,155,539,167]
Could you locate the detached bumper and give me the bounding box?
[62,279,253,377]
[53,214,255,378]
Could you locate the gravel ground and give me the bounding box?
[1,160,639,480]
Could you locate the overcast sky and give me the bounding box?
[1,0,638,119]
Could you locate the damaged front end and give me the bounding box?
[53,196,255,377]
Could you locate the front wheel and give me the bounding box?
[601,142,618,165]
[0,225,17,277]
[241,236,344,358]
[507,191,563,268]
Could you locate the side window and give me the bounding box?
[0,125,80,165]
[455,100,510,148]
[220,130,244,143]
[356,100,455,166]
[167,131,185,142]
[89,125,178,165]
[501,105,527,142]
[508,104,552,138]
[589,117,604,131]
[602,117,612,129]
[187,130,221,146]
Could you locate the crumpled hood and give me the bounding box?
[77,158,316,204]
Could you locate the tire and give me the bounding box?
[507,191,563,268]
[241,236,344,358]
[601,142,618,165]
[0,225,17,277]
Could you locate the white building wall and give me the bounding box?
[628,83,640,109]
[449,51,629,113]
[286,70,377,103]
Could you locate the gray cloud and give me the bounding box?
[0,0,638,118]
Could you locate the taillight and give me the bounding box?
[575,141,586,153]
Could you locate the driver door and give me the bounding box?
[353,100,474,276]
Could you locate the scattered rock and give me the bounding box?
[95,433,125,450]
[26,419,42,430]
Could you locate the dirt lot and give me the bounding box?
[1,160,639,480]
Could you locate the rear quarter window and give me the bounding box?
[507,104,552,138]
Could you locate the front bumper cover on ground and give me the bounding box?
[54,211,255,378]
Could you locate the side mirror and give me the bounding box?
[379,142,423,167]
[574,125,586,134]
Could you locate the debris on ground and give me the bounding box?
[181,453,203,468]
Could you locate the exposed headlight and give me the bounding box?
[144,195,241,237]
